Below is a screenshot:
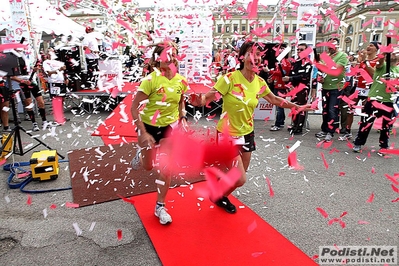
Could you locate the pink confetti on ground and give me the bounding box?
[287,151,304,170]
[50,204,57,209]
[316,207,329,218]
[366,192,375,203]
[65,202,80,208]
[320,152,329,169]
[26,195,32,205]
[117,229,122,240]
[265,177,274,197]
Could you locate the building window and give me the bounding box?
[284,24,289,33]
[347,25,353,35]
[373,17,384,29]
[275,25,280,33]
[318,25,323,34]
[372,33,380,42]
[241,25,246,32]
[267,28,272,33]
[358,35,363,47]
[217,24,222,33]
[292,24,297,33]
[233,24,238,32]
[225,25,230,33]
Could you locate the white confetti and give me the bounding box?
[89,222,96,232]
[43,209,48,218]
[5,196,10,203]
[288,140,301,153]
[73,222,82,236]
[155,179,165,186]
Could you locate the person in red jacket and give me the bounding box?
[265,44,292,131]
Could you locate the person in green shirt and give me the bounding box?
[191,41,312,214]
[353,50,399,153]
[315,38,348,142]
[130,41,189,225]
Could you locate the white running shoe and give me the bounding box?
[155,206,172,225]
[32,122,40,132]
[42,121,52,130]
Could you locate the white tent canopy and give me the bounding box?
[0,0,85,37]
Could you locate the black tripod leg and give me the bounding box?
[18,126,65,159]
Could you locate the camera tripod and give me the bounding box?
[0,77,64,159]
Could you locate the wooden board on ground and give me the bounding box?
[68,144,205,207]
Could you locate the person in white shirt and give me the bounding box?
[83,26,100,89]
[42,51,68,125]
[227,50,238,72]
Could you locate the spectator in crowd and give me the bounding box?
[10,61,50,131]
[102,31,117,55]
[315,38,348,142]
[235,35,246,50]
[263,44,292,131]
[339,42,379,140]
[227,50,238,72]
[282,43,312,135]
[352,49,399,153]
[214,48,222,75]
[0,77,11,132]
[82,26,100,89]
[42,50,68,124]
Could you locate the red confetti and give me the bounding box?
[26,195,32,205]
[0,43,27,52]
[391,184,399,194]
[205,167,241,203]
[265,177,274,197]
[50,204,57,209]
[287,151,304,170]
[366,193,375,203]
[65,202,79,208]
[316,207,329,218]
[371,167,376,174]
[320,152,329,169]
[52,96,65,124]
[117,229,122,240]
[338,172,346,176]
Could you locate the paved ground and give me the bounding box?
[0,107,398,266]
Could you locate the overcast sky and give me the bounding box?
[135,0,279,8]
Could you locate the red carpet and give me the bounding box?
[133,182,317,266]
[91,94,138,145]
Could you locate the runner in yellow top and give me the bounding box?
[191,41,312,214]
[131,41,188,225]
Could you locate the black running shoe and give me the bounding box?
[215,196,237,214]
